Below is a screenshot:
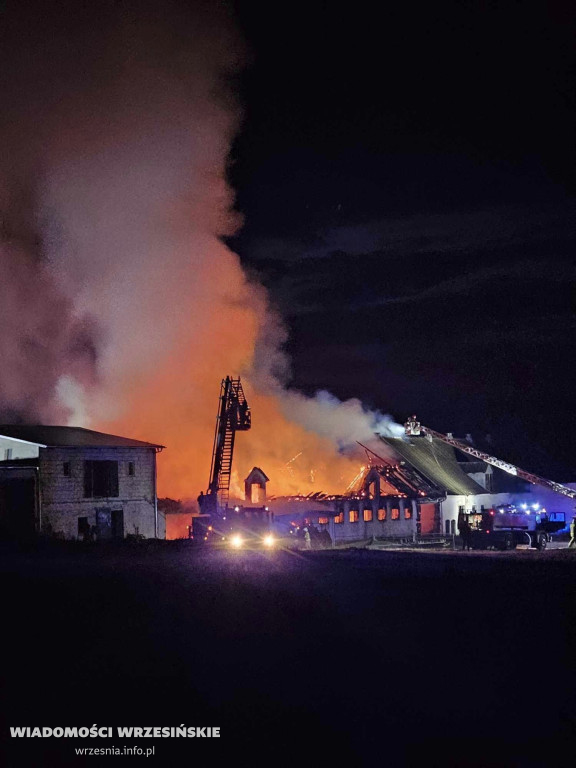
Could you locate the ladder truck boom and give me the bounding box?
[403,416,576,501]
[207,376,251,503]
[194,376,251,536]
[191,378,274,549]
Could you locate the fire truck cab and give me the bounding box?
[189,504,276,549]
[463,504,565,550]
[223,505,276,549]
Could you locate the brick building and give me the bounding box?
[0,426,164,541]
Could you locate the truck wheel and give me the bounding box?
[537,534,547,551]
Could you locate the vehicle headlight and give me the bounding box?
[264,534,275,547]
[231,534,243,549]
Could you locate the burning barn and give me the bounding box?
[261,434,538,545]
[378,434,536,536]
[0,426,164,541]
[266,461,441,544]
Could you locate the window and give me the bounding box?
[63,462,71,476]
[391,507,400,520]
[128,462,135,476]
[84,461,119,498]
[349,509,359,523]
[377,508,386,521]
[4,448,13,460]
[404,505,412,520]
[318,516,329,525]
[363,508,373,522]
[334,511,344,524]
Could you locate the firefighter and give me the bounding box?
[303,527,312,550]
[458,514,471,551]
[568,516,576,548]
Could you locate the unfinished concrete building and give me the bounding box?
[0,425,165,541]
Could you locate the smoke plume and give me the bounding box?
[0,0,399,498]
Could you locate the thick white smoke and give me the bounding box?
[0,0,400,497]
[282,390,404,451]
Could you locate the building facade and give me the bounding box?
[0,426,164,541]
[263,435,541,545]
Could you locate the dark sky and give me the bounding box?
[229,0,576,479]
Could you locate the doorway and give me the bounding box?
[111,509,124,539]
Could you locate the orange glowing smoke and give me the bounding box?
[103,243,373,501]
[0,0,399,497]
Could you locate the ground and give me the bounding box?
[1,542,576,767]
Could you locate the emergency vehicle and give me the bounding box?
[192,376,277,549]
[462,504,565,550]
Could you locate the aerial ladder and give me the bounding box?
[197,376,251,520]
[402,415,576,502]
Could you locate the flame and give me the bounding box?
[106,335,374,500]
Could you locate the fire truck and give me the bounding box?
[404,416,572,549]
[190,376,276,549]
[462,504,565,550]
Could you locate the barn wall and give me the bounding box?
[301,497,418,543]
[39,446,159,539]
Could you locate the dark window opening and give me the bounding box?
[63,462,71,476]
[78,517,90,540]
[128,462,135,476]
[84,461,119,498]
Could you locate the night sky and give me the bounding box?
[229,1,575,479]
[0,0,574,486]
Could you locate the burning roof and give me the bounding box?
[379,436,485,495]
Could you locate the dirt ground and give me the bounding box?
[1,542,575,767]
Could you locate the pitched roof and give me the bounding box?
[458,461,489,474]
[244,466,270,483]
[0,425,164,449]
[456,460,526,493]
[379,436,486,495]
